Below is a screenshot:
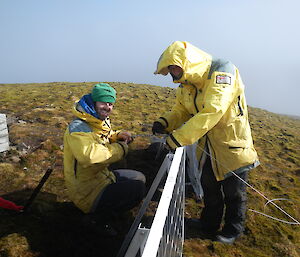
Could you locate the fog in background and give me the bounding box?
[1,0,299,116]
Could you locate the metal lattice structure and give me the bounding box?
[120,147,185,257]
[151,152,185,257]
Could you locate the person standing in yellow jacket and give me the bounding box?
[152,41,259,244]
[64,83,145,235]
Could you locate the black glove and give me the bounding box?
[152,121,167,135]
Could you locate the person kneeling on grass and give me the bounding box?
[63,83,146,236]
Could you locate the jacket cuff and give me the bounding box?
[117,142,128,157]
[166,134,182,150]
[157,117,168,128]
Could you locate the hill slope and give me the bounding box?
[0,82,299,257]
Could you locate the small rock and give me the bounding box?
[10,156,21,163]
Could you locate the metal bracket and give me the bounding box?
[124,225,150,257]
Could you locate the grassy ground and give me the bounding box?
[0,82,299,257]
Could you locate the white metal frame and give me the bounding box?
[141,147,185,257]
[121,147,186,257]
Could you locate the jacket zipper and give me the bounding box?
[193,86,220,175]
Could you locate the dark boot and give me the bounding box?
[185,218,217,240]
[216,230,241,244]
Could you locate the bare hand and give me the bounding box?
[117,131,133,144]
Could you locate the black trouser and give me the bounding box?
[200,159,248,236]
[94,169,146,217]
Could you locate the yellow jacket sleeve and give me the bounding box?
[65,132,128,165]
[157,87,191,131]
[167,72,237,148]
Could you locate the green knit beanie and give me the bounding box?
[91,83,116,103]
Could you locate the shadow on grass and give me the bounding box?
[0,189,137,257]
[0,147,165,257]
[0,191,129,256]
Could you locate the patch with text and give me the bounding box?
[216,75,231,85]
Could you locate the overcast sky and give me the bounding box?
[1,0,300,116]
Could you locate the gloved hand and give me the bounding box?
[152,121,167,135]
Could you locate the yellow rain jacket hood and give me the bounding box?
[155,41,259,180]
[154,41,212,86]
[64,103,127,213]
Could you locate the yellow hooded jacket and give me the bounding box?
[63,104,128,213]
[155,41,259,181]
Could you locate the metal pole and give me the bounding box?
[22,167,53,213]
